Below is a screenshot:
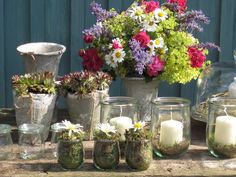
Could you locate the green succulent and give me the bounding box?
[12,72,56,96]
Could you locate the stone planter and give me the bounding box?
[16,42,66,78]
[13,93,57,141]
[66,89,109,140]
[122,77,160,121]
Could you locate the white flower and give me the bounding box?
[61,120,83,137]
[132,121,146,131]
[154,8,168,22]
[128,5,145,22]
[154,37,164,48]
[105,54,118,68]
[97,123,116,136]
[143,19,157,32]
[112,48,126,63]
[147,47,156,56]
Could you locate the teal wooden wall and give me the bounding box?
[0,0,236,107]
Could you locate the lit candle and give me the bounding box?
[110,116,133,141]
[160,120,183,146]
[228,77,236,98]
[214,116,236,145]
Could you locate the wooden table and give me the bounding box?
[0,108,236,177]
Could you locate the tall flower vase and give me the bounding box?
[122,77,159,121]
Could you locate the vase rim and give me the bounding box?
[100,96,137,106]
[209,97,236,108]
[121,77,159,81]
[152,97,190,108]
[17,42,66,56]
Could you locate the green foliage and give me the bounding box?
[59,71,112,96]
[12,72,56,96]
[94,130,120,141]
[59,130,85,141]
[125,127,152,141]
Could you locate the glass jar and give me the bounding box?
[151,97,190,158]
[58,140,84,170]
[93,140,120,170]
[207,97,236,158]
[50,123,65,158]
[0,124,13,160]
[192,61,236,122]
[18,124,44,159]
[125,140,152,171]
[100,97,138,157]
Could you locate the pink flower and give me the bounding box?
[168,0,187,13]
[188,47,206,68]
[143,1,159,13]
[83,35,94,43]
[80,48,104,72]
[112,39,123,49]
[147,56,165,77]
[133,31,150,48]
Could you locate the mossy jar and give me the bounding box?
[93,140,120,170]
[151,97,191,158]
[125,140,152,171]
[207,97,236,158]
[57,140,84,170]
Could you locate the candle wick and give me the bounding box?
[224,107,229,116]
[170,107,173,120]
[120,106,123,117]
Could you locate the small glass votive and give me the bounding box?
[18,123,44,159]
[207,97,236,158]
[0,124,13,160]
[100,97,138,157]
[151,97,191,158]
[50,123,65,158]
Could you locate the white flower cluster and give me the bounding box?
[61,120,83,137]
[96,123,117,136]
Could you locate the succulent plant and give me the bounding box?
[59,71,112,96]
[12,71,56,96]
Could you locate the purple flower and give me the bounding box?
[178,10,210,32]
[90,1,117,22]
[194,42,221,52]
[129,39,152,75]
[83,22,106,38]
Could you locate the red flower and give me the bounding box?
[83,35,94,43]
[112,39,123,49]
[80,48,104,72]
[143,1,159,13]
[147,56,165,77]
[133,31,150,48]
[168,0,187,13]
[188,47,206,68]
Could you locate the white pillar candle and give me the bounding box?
[228,77,236,98]
[160,120,183,147]
[110,116,133,141]
[214,116,236,145]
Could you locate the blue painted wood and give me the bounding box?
[0,0,5,106]
[0,0,236,107]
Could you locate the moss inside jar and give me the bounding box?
[93,123,120,170]
[57,120,85,170]
[125,122,152,171]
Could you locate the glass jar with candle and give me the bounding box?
[18,123,44,159]
[50,123,65,158]
[100,97,138,157]
[207,97,236,158]
[151,97,191,158]
[0,124,13,160]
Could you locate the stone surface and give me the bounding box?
[0,108,236,177]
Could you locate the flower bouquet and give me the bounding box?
[80,0,219,84]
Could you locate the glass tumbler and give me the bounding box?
[50,123,65,158]
[100,97,138,157]
[207,97,236,158]
[18,123,44,159]
[151,97,191,158]
[0,124,13,160]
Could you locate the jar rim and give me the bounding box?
[51,123,65,132]
[152,97,190,108]
[209,97,236,108]
[100,96,137,106]
[0,124,11,133]
[19,123,44,134]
